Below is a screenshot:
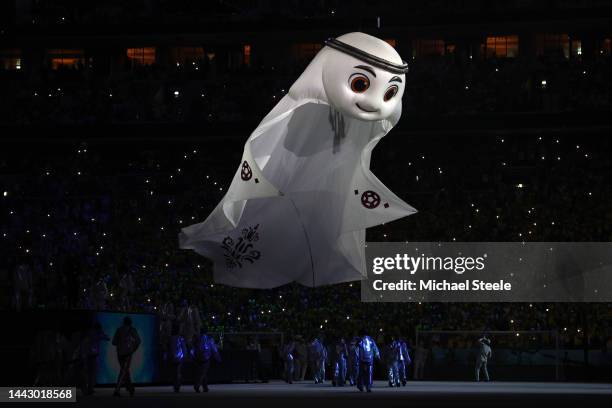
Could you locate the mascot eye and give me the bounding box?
[384,85,399,102]
[349,74,370,93]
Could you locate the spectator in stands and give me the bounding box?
[12,256,33,311]
[118,271,135,311]
[91,275,108,310]
[178,301,202,347]
[159,302,176,361]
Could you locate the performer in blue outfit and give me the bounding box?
[398,337,412,386]
[347,336,360,386]
[383,335,401,387]
[283,339,296,384]
[331,337,348,386]
[309,335,327,384]
[168,323,188,393]
[356,329,380,392]
[192,326,221,392]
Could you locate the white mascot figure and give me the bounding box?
[180,32,416,288]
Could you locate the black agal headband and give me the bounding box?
[325,37,409,75]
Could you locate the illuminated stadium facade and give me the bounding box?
[0,1,611,76]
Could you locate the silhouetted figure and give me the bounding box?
[168,322,188,392]
[61,331,83,387]
[82,322,109,395]
[31,330,62,386]
[293,336,307,381]
[413,340,428,380]
[159,302,176,361]
[246,335,267,382]
[192,327,221,392]
[112,317,141,397]
[347,335,360,386]
[282,339,296,384]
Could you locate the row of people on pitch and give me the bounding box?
[166,323,221,393]
[283,331,412,391]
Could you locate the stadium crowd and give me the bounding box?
[2,130,611,351]
[2,0,612,358]
[1,51,611,125]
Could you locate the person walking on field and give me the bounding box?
[475,337,492,382]
[112,317,141,397]
[192,326,221,393]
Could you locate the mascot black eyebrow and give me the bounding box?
[180,32,416,288]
